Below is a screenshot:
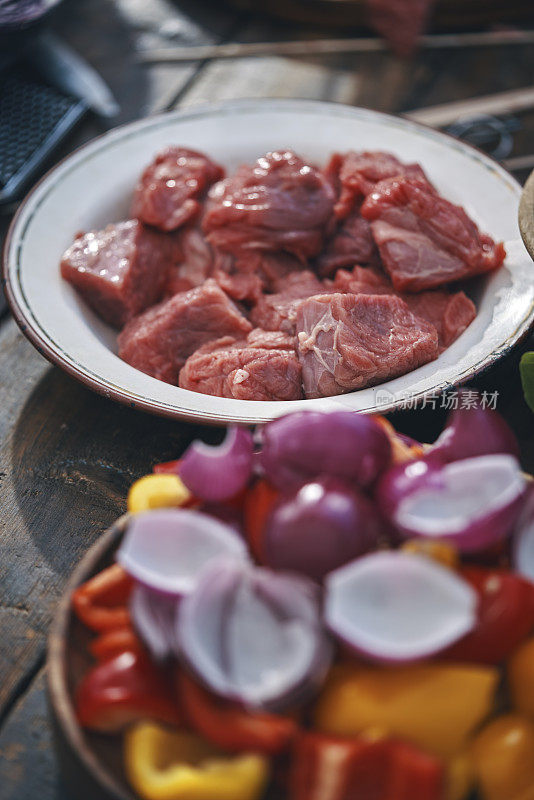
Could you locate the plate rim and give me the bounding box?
[4,97,534,425]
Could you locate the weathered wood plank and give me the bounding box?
[0,318,222,719]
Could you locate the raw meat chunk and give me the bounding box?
[331,265,476,350]
[318,208,379,275]
[117,279,252,384]
[165,227,213,295]
[361,177,506,291]
[250,271,325,334]
[403,290,476,351]
[132,147,224,232]
[212,251,303,303]
[203,150,335,261]
[296,292,438,398]
[366,0,437,57]
[61,219,172,328]
[179,330,303,401]
[325,150,430,220]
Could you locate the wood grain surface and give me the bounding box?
[0,1,533,796]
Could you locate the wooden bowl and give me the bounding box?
[519,169,534,264]
[47,516,134,800]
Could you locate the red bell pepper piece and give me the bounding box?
[289,732,443,800]
[76,650,181,733]
[177,672,298,755]
[89,626,145,662]
[441,567,534,664]
[72,563,133,632]
[243,478,280,563]
[153,459,182,475]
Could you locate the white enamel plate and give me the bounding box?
[4,99,534,424]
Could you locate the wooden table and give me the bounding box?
[0,2,533,797]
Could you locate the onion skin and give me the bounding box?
[376,456,527,554]
[427,391,519,464]
[260,411,391,492]
[179,426,254,502]
[514,485,534,582]
[263,478,382,581]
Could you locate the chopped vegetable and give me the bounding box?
[75,650,181,733]
[376,454,526,553]
[447,751,474,800]
[124,722,268,800]
[471,713,534,800]
[427,390,519,463]
[128,473,192,513]
[514,485,534,583]
[72,563,133,632]
[177,671,298,754]
[324,552,477,663]
[117,508,249,597]
[178,560,332,710]
[508,638,534,718]
[243,478,279,562]
[130,583,180,661]
[441,568,534,664]
[260,411,391,492]
[315,663,498,758]
[520,352,534,413]
[89,626,144,661]
[263,478,381,581]
[179,426,254,502]
[401,539,459,570]
[289,731,444,800]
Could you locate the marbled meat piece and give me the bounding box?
[132,146,224,231]
[203,150,335,262]
[361,177,506,291]
[296,292,438,398]
[61,219,172,328]
[250,271,325,334]
[179,329,303,401]
[117,279,252,384]
[165,226,214,295]
[325,150,430,220]
[332,265,477,349]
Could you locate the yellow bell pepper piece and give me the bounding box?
[509,638,534,718]
[125,722,268,800]
[447,751,474,800]
[314,664,498,759]
[401,539,459,570]
[471,714,534,800]
[128,475,192,513]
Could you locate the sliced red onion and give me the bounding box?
[117,509,249,596]
[178,560,332,711]
[179,426,254,502]
[130,584,179,661]
[263,478,381,581]
[259,411,391,492]
[324,551,477,663]
[427,391,519,464]
[514,485,534,583]
[376,454,526,553]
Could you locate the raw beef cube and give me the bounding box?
[361,177,506,291]
[366,0,437,57]
[179,330,303,401]
[60,219,172,328]
[166,227,213,295]
[403,290,476,350]
[132,147,224,231]
[318,208,379,275]
[203,150,335,262]
[212,250,306,303]
[117,279,252,384]
[250,271,324,334]
[331,265,393,294]
[296,292,438,398]
[331,266,476,351]
[325,151,430,219]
